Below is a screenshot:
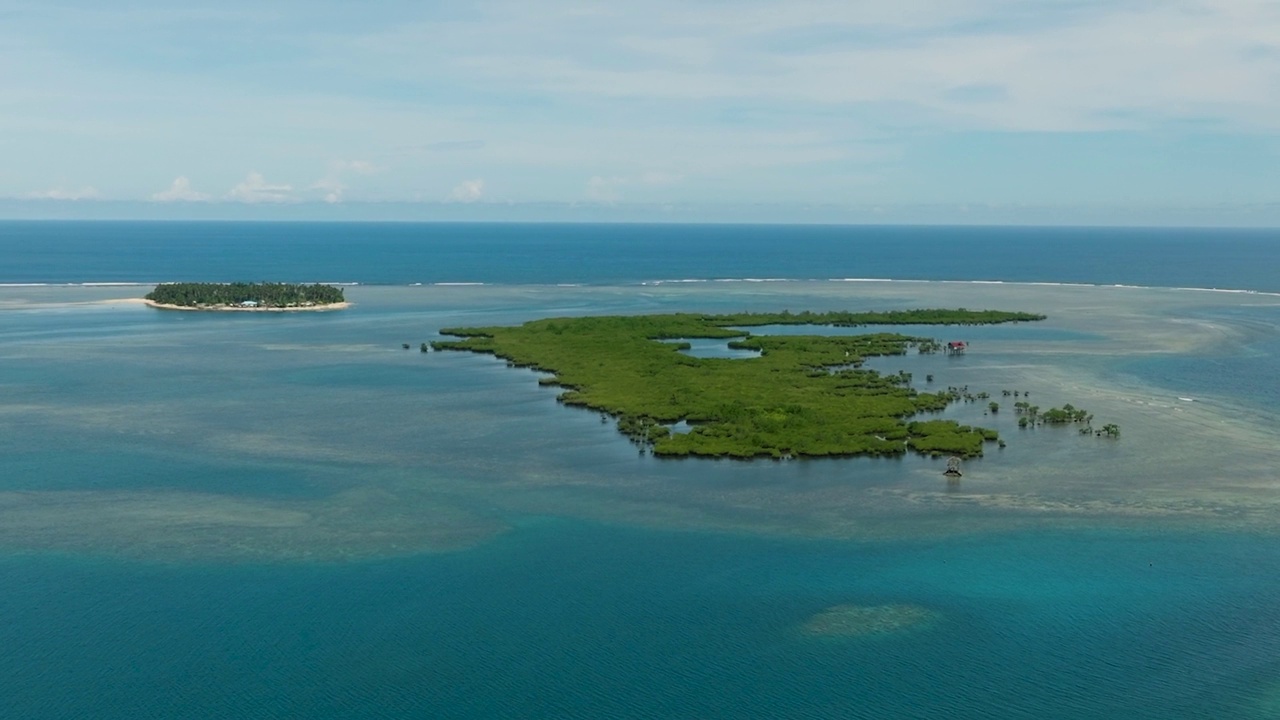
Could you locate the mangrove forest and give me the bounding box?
[432,309,1046,460]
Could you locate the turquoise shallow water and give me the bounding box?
[1118,304,1280,414]
[3,223,1280,717]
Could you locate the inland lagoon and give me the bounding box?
[2,223,1280,718]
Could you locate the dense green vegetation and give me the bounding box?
[432,310,1045,459]
[145,282,345,308]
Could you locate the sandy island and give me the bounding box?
[142,299,351,312]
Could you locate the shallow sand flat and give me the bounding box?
[0,485,508,561]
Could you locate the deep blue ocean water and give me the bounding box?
[3,221,1280,291]
[3,222,1280,719]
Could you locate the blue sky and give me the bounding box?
[2,0,1279,224]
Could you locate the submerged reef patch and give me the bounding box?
[800,603,941,638]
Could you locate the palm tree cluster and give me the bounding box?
[146,282,344,308]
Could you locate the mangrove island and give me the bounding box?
[144,282,348,311]
[432,309,1046,460]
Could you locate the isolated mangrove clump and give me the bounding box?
[1012,401,1119,439]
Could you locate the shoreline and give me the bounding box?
[2,278,1278,297]
[143,299,351,312]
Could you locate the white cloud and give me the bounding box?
[586,176,625,203]
[637,171,683,186]
[226,172,293,204]
[586,172,682,202]
[310,160,380,203]
[448,179,485,202]
[375,0,1280,133]
[311,176,344,204]
[150,176,210,202]
[23,186,100,200]
[338,159,378,175]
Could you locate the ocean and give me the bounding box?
[2,221,1279,718]
[3,221,1280,290]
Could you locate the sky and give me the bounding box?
[1,0,1279,224]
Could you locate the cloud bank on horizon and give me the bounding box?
[1,0,1277,223]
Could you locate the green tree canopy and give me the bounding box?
[433,309,1045,459]
[145,282,345,308]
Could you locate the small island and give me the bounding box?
[144,282,348,311]
[432,309,1046,460]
